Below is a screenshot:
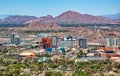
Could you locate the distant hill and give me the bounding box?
[0,15,12,19]
[103,14,120,19]
[0,15,37,24]
[25,15,53,24]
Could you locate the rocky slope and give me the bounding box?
[26,21,60,30]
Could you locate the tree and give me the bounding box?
[77,50,84,58]
[73,70,86,76]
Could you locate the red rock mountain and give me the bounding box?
[53,10,116,24]
[26,21,60,30]
[39,15,53,22]
[25,11,119,29]
[25,15,53,24]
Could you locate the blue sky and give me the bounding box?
[0,0,120,17]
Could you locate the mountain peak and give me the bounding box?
[65,10,75,13]
[62,10,81,15]
[54,10,116,24]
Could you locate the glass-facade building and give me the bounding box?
[15,37,21,45]
[11,33,15,44]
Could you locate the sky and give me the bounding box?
[0,0,120,17]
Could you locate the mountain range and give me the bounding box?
[0,11,120,26]
[0,15,12,19]
[0,15,37,24]
[103,14,120,19]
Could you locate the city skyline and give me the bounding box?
[0,0,120,17]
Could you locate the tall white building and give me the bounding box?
[52,36,57,48]
[107,38,118,47]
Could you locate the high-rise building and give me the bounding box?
[107,38,118,47]
[52,36,57,48]
[42,37,52,49]
[78,37,87,48]
[15,36,21,45]
[11,33,15,44]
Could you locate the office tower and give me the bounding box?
[78,37,87,48]
[42,37,52,49]
[52,36,57,48]
[11,33,15,44]
[15,36,21,45]
[107,38,118,47]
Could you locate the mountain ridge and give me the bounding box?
[53,10,115,24]
[0,10,119,25]
[103,14,120,19]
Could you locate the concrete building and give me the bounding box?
[87,42,105,48]
[78,37,87,48]
[57,40,75,48]
[107,38,118,47]
[52,36,57,48]
[10,33,21,45]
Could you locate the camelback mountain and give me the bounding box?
[53,10,116,24]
